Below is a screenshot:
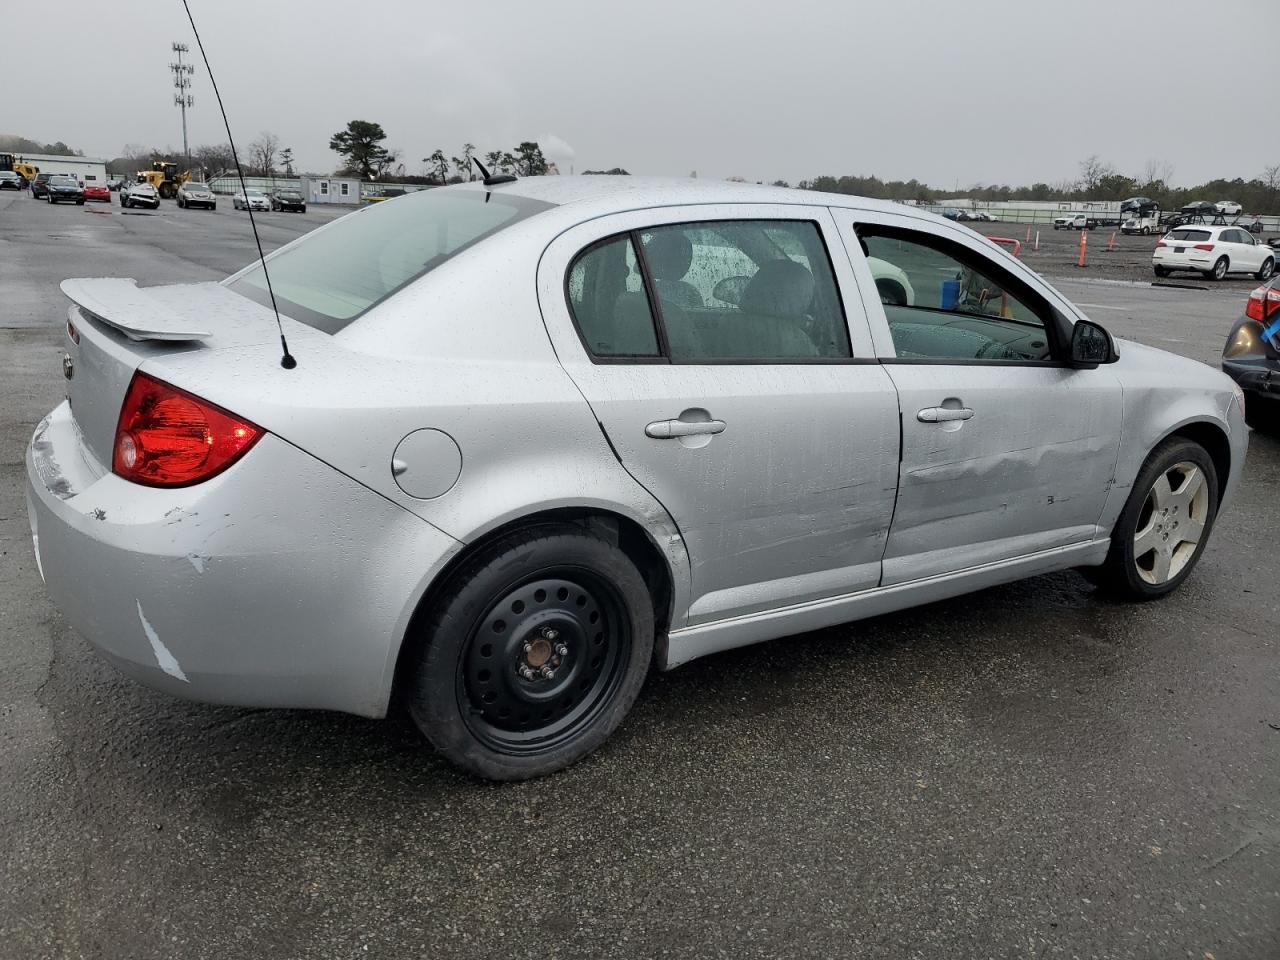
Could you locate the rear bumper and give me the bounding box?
[1222,356,1280,395]
[26,400,461,718]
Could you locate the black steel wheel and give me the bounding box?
[405,525,655,780]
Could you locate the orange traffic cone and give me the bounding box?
[1076,230,1088,268]
[1106,231,1117,252]
[1025,226,1032,243]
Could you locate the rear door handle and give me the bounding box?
[917,406,974,423]
[645,418,727,439]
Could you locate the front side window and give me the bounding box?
[230,189,553,333]
[860,228,1054,362]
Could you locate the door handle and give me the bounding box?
[917,406,974,423]
[645,418,727,439]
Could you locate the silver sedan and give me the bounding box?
[26,177,1247,779]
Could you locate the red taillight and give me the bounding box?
[112,372,262,487]
[66,318,79,344]
[1154,241,1168,248]
[1245,285,1280,323]
[1193,243,1215,252]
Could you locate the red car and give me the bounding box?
[83,182,111,203]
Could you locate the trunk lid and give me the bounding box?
[61,278,293,468]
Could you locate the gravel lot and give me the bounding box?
[1,191,1278,959]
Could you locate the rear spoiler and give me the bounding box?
[60,278,214,341]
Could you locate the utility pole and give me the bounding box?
[170,42,194,170]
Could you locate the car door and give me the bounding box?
[828,206,1123,585]
[537,204,901,626]
[1225,229,1262,272]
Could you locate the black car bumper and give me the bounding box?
[1223,356,1280,396]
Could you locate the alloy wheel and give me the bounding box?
[1132,461,1209,585]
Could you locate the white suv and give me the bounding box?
[1153,225,1276,281]
[1053,214,1087,230]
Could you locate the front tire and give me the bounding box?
[405,526,655,781]
[1256,258,1274,282]
[1086,438,1218,600]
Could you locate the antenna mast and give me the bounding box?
[170,42,194,171]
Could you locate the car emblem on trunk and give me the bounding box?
[62,354,74,381]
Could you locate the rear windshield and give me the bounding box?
[229,189,554,333]
[1168,229,1211,241]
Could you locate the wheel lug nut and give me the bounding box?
[540,665,555,680]
[543,627,559,641]
[522,642,533,655]
[519,665,535,681]
[555,643,568,657]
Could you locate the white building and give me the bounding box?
[16,153,108,185]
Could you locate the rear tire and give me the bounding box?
[1084,438,1218,600]
[1154,265,1170,277]
[1207,257,1229,281]
[1256,258,1274,281]
[404,525,655,781]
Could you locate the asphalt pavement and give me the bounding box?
[1,192,1277,959]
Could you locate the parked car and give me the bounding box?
[30,172,57,199]
[1243,217,1264,235]
[1221,276,1280,430]
[1153,225,1276,281]
[44,175,84,205]
[270,188,306,212]
[968,210,998,222]
[1180,200,1218,219]
[26,178,1247,780]
[232,189,269,211]
[940,208,961,220]
[0,170,24,190]
[107,179,124,192]
[1216,200,1242,217]
[177,181,217,210]
[1054,214,1087,230]
[120,182,160,209]
[83,182,111,203]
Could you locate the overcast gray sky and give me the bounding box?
[4,0,1275,186]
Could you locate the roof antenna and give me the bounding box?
[178,0,296,370]
[472,155,517,187]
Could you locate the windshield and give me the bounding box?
[51,176,76,186]
[229,189,554,334]
[186,182,209,190]
[278,191,300,198]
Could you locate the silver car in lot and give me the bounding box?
[26,178,1247,779]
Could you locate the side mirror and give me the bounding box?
[1070,319,1118,368]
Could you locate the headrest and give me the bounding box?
[645,232,694,280]
[740,259,814,317]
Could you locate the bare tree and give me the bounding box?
[1078,155,1116,194]
[1141,158,1175,188]
[249,131,280,178]
[1264,164,1280,200]
[192,143,234,180]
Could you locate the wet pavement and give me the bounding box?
[1,192,1277,959]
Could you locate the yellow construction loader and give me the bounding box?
[134,161,191,199]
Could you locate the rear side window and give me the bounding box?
[1168,229,1212,242]
[230,190,553,334]
[567,235,661,357]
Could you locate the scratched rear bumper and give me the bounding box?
[25,400,459,717]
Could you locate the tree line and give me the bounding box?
[795,156,1280,213]
[0,134,83,157]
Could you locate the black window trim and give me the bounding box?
[564,217,864,365]
[856,222,1073,366]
